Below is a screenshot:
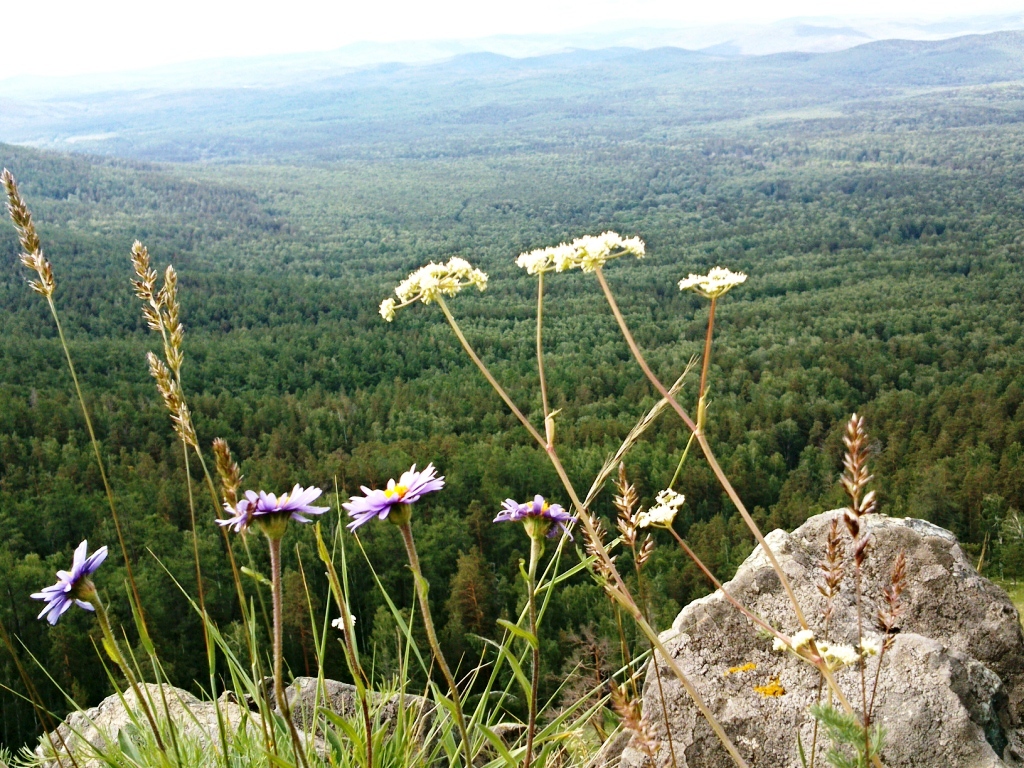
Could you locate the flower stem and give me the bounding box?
[698,297,717,403]
[268,537,311,768]
[668,432,696,491]
[398,521,474,768]
[46,297,144,628]
[536,273,552,441]
[437,297,547,448]
[632,545,678,768]
[91,592,165,753]
[593,267,810,631]
[524,532,542,768]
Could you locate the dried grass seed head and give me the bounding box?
[212,438,243,508]
[3,170,55,298]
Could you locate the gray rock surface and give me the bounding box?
[620,512,1024,768]
[35,683,260,768]
[280,676,434,737]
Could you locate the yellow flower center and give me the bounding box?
[384,484,409,500]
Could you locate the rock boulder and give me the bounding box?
[621,512,1024,768]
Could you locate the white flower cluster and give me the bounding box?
[636,489,685,528]
[818,642,861,670]
[774,628,817,653]
[516,232,646,275]
[380,257,488,321]
[772,628,877,670]
[331,614,356,632]
[678,266,748,299]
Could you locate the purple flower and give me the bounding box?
[494,495,575,539]
[31,540,107,625]
[343,463,445,531]
[218,484,329,535]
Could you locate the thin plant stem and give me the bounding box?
[633,545,678,768]
[269,537,287,719]
[613,607,635,700]
[436,296,747,765]
[809,677,824,768]
[665,528,785,641]
[593,267,810,631]
[536,271,552,435]
[181,439,207,616]
[593,539,750,768]
[699,297,717,402]
[91,594,165,753]
[437,297,547,448]
[855,564,870,760]
[524,532,543,768]
[0,614,80,768]
[398,521,474,768]
[315,519,373,768]
[668,432,696,491]
[46,298,144,626]
[268,537,311,768]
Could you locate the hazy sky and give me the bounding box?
[3,0,1023,80]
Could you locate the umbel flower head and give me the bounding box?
[516,232,645,275]
[32,540,107,625]
[636,489,685,529]
[344,463,445,530]
[218,484,329,539]
[380,257,488,321]
[494,494,576,539]
[678,266,747,299]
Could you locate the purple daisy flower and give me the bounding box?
[343,463,445,531]
[494,495,575,539]
[218,484,329,534]
[31,540,107,625]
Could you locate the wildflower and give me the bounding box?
[494,494,575,539]
[331,614,356,631]
[515,232,645,274]
[31,540,107,625]
[218,484,329,539]
[819,643,861,670]
[380,257,487,321]
[678,266,747,299]
[859,638,883,658]
[344,463,445,530]
[636,489,685,528]
[774,628,815,653]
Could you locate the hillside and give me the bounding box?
[3,30,1024,752]
[2,32,1024,162]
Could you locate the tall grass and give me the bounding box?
[3,178,903,768]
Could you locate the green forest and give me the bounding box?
[2,44,1024,751]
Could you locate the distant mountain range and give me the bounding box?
[2,28,1023,162]
[2,13,1024,99]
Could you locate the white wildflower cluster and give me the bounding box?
[636,489,686,528]
[818,642,861,670]
[380,257,488,321]
[331,614,356,632]
[774,628,817,653]
[772,628,877,670]
[516,231,645,275]
[678,266,748,299]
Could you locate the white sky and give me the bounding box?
[3,0,1023,80]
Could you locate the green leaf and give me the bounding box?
[496,619,538,648]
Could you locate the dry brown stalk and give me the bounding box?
[212,437,243,508]
[609,680,659,759]
[818,516,845,631]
